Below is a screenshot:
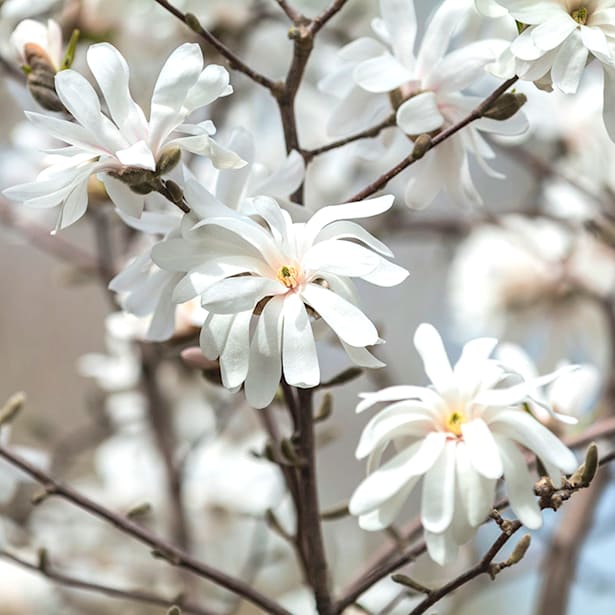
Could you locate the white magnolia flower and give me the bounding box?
[486,0,615,139]
[349,323,577,565]
[320,0,526,209]
[152,184,408,408]
[10,18,62,68]
[3,42,244,230]
[110,129,305,341]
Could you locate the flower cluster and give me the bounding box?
[350,324,577,564]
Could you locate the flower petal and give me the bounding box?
[460,418,503,479]
[413,323,454,393]
[421,440,456,534]
[396,92,444,136]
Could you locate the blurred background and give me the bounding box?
[1,0,615,613]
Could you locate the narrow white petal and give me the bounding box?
[353,53,412,92]
[413,323,454,393]
[456,441,496,527]
[303,239,380,277]
[421,440,457,534]
[396,92,445,136]
[201,276,286,314]
[219,311,252,388]
[460,418,503,479]
[358,475,420,531]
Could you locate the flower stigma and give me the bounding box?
[571,7,588,24]
[277,265,300,289]
[445,409,467,437]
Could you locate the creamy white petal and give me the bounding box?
[303,239,380,277]
[413,323,454,393]
[421,440,456,534]
[353,53,413,92]
[396,92,444,136]
[219,311,253,388]
[201,276,286,314]
[358,475,420,531]
[460,418,503,479]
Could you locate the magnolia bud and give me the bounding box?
[0,391,26,425]
[156,147,181,174]
[412,134,432,160]
[483,92,527,121]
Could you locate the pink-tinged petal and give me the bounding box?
[54,70,126,153]
[301,283,378,347]
[551,30,588,94]
[87,43,148,143]
[425,528,459,566]
[282,293,319,388]
[101,175,145,218]
[495,436,542,529]
[304,195,394,244]
[460,418,503,479]
[356,401,435,459]
[303,239,380,277]
[530,13,577,52]
[353,53,413,92]
[357,385,446,413]
[421,440,456,534]
[201,276,286,314]
[456,441,496,526]
[244,296,284,408]
[396,92,444,136]
[603,63,615,142]
[358,475,420,531]
[489,410,578,473]
[220,311,252,388]
[350,432,446,515]
[149,43,203,152]
[341,341,386,369]
[413,323,454,393]
[380,0,417,67]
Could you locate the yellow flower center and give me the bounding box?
[571,7,588,24]
[445,409,467,437]
[277,265,300,289]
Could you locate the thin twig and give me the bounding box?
[303,113,397,161]
[346,77,519,203]
[274,0,302,22]
[0,550,217,615]
[152,0,278,91]
[309,0,350,34]
[0,444,292,615]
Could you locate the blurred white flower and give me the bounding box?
[152,185,408,408]
[320,0,526,209]
[10,18,62,68]
[349,323,577,565]
[487,0,615,139]
[3,42,244,230]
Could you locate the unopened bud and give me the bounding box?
[391,574,431,594]
[185,13,202,33]
[483,92,527,121]
[126,502,152,519]
[0,391,26,425]
[581,442,598,487]
[157,147,182,175]
[506,534,531,566]
[164,179,184,204]
[314,393,332,423]
[411,134,432,160]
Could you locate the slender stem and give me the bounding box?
[407,522,522,615]
[346,77,519,203]
[0,445,292,615]
[274,0,302,22]
[152,0,278,91]
[296,388,333,614]
[0,550,217,615]
[309,0,350,34]
[303,113,397,161]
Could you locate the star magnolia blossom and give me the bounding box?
[3,42,244,230]
[320,0,526,209]
[484,0,615,139]
[152,186,409,408]
[10,18,62,68]
[349,323,577,565]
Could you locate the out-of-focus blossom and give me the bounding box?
[350,323,577,564]
[3,42,243,230]
[10,18,61,69]
[152,186,408,407]
[320,0,526,209]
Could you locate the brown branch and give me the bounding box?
[0,550,217,615]
[406,522,523,615]
[0,444,292,615]
[303,113,397,161]
[152,0,278,91]
[309,0,350,34]
[274,0,303,22]
[296,388,334,614]
[346,76,519,203]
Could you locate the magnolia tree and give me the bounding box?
[2,0,615,614]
